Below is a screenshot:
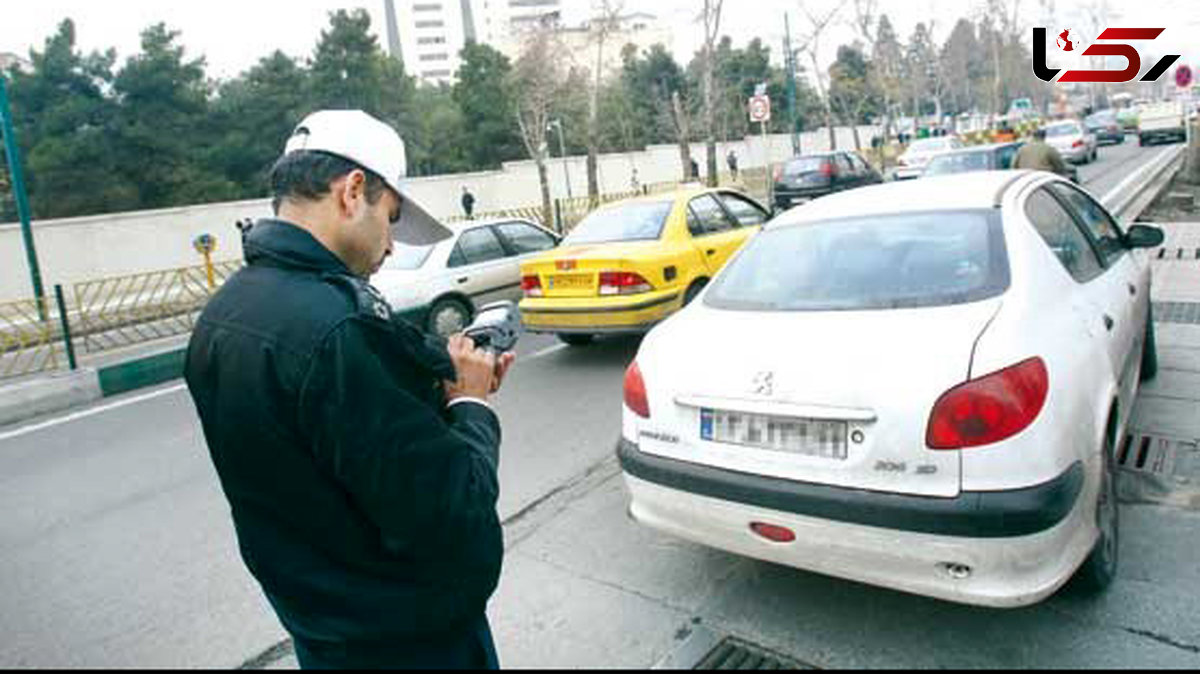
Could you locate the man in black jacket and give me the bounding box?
[185,110,514,669]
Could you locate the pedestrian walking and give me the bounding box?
[185,110,514,669]
[690,157,700,180]
[461,186,476,219]
[726,150,739,180]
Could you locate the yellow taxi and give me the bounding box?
[519,187,770,345]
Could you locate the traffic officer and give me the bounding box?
[1013,127,1071,178]
[185,110,514,669]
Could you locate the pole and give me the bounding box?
[0,74,47,320]
[54,284,77,371]
[762,120,772,207]
[784,14,799,156]
[554,121,573,200]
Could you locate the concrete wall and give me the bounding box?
[1,125,879,301]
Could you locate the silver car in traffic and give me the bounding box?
[1044,120,1098,164]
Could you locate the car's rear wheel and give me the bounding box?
[558,333,595,347]
[428,297,472,338]
[1141,309,1159,382]
[1071,436,1119,594]
[683,279,708,307]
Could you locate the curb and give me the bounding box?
[0,347,187,427]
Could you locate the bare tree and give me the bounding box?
[672,90,694,182]
[698,0,725,186]
[513,22,566,229]
[798,0,847,150]
[584,0,625,205]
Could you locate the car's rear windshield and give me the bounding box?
[924,151,990,175]
[384,242,435,270]
[1086,111,1115,125]
[784,156,829,174]
[1045,123,1080,137]
[704,210,1009,311]
[564,201,674,244]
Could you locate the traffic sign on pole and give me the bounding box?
[749,95,772,124]
[1177,64,1193,89]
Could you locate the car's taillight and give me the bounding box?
[926,357,1048,450]
[521,274,543,298]
[773,166,784,182]
[1072,139,1084,148]
[624,361,650,418]
[599,271,653,296]
[820,161,836,177]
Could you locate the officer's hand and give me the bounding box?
[491,352,516,394]
[444,334,498,402]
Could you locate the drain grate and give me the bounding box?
[1153,302,1200,325]
[1118,433,1178,475]
[1116,432,1200,508]
[1152,247,1200,261]
[693,637,811,670]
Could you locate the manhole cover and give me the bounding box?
[1153,302,1200,325]
[694,637,811,670]
[1117,432,1200,508]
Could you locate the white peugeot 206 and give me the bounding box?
[619,171,1164,608]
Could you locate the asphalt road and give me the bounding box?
[0,139,1183,668]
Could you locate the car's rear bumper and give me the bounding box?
[520,291,681,334]
[618,438,1093,608]
[893,166,925,180]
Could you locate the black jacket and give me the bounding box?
[185,219,503,644]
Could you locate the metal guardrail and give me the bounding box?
[446,205,550,228]
[0,297,60,379]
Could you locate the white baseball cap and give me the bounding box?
[283,110,453,246]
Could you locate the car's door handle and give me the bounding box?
[1103,314,1115,331]
[706,249,717,256]
[1128,283,1136,296]
[457,277,469,284]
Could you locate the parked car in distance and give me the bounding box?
[1138,101,1187,146]
[772,151,882,211]
[373,217,561,337]
[1084,110,1125,145]
[619,170,1164,608]
[894,136,965,180]
[1043,120,1098,164]
[519,188,769,345]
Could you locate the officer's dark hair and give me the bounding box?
[268,151,389,214]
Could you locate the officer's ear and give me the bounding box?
[334,170,369,217]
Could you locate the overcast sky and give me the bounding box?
[2,0,1196,82]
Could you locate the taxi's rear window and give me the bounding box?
[705,210,1010,311]
[564,201,673,244]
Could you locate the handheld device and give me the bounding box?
[463,301,523,354]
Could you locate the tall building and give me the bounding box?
[384,0,566,86]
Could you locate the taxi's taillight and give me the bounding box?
[599,271,653,296]
[624,361,650,418]
[521,275,543,298]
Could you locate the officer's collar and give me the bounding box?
[245,219,357,277]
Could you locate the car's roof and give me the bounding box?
[770,170,1035,226]
[931,142,1018,156]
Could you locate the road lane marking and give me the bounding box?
[526,343,570,361]
[0,383,188,442]
[1102,145,1174,207]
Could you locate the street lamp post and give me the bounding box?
[0,74,47,319]
[548,119,573,200]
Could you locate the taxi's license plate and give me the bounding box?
[700,408,848,459]
[548,274,592,290]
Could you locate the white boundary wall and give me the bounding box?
[1,125,879,301]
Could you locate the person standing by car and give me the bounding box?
[1013,127,1071,178]
[185,110,515,669]
[461,185,477,219]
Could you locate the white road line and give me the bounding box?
[525,343,570,361]
[1101,145,1174,207]
[0,383,188,443]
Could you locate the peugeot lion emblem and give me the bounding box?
[752,371,774,397]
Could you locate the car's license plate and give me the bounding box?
[700,408,848,459]
[548,274,592,290]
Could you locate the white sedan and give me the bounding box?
[893,136,964,180]
[373,217,561,336]
[619,171,1164,608]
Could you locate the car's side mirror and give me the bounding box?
[1125,224,1165,249]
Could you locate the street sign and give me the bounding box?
[749,95,772,123]
[1178,64,1193,89]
